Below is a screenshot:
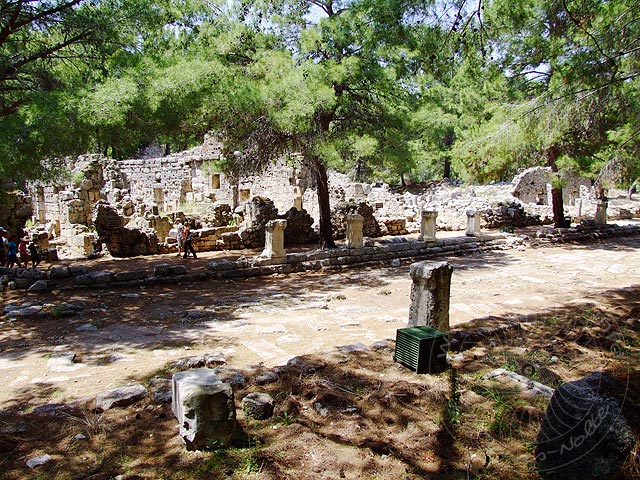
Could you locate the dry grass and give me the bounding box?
[1,292,639,479]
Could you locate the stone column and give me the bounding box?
[418,210,438,243]
[466,209,481,236]
[595,200,607,225]
[261,219,287,259]
[408,261,453,332]
[345,214,364,249]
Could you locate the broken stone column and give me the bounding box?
[172,369,236,451]
[261,219,287,259]
[345,214,364,249]
[418,210,438,243]
[465,209,481,236]
[595,200,607,225]
[408,261,453,332]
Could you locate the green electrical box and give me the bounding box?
[394,326,449,374]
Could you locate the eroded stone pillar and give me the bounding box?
[466,209,481,236]
[345,214,364,249]
[172,369,236,450]
[418,210,438,243]
[408,261,453,332]
[595,200,607,225]
[261,219,287,259]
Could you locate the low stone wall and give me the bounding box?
[3,223,639,293]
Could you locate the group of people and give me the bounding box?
[175,221,197,259]
[0,227,41,269]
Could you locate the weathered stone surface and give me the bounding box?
[113,270,146,282]
[535,372,635,480]
[345,214,364,249]
[171,354,226,370]
[95,384,148,411]
[26,454,53,469]
[28,280,49,293]
[16,269,46,280]
[75,270,113,285]
[154,264,187,277]
[242,392,274,420]
[255,371,279,385]
[172,369,236,450]
[211,366,247,386]
[408,261,453,332]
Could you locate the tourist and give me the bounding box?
[182,224,196,259]
[0,227,6,266]
[176,221,185,257]
[28,239,41,269]
[5,235,18,268]
[17,237,28,268]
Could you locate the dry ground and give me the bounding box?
[1,233,639,479]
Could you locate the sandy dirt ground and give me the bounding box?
[1,231,640,409]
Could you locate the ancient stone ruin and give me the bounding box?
[1,134,636,261]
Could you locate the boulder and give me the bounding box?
[242,392,275,420]
[95,384,148,411]
[535,372,635,479]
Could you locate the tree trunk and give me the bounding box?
[443,157,451,179]
[547,145,569,228]
[315,159,336,248]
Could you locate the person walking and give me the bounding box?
[18,237,28,268]
[0,227,6,267]
[182,225,197,259]
[176,221,185,257]
[28,239,41,269]
[6,235,18,268]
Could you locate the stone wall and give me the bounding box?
[511,166,592,207]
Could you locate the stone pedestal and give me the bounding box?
[172,369,236,451]
[261,219,287,259]
[408,261,453,332]
[595,200,607,225]
[345,214,364,249]
[466,209,481,236]
[418,210,437,243]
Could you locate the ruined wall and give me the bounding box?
[512,166,592,206]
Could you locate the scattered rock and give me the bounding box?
[28,280,49,293]
[171,354,226,370]
[212,366,247,386]
[242,392,275,420]
[75,323,98,332]
[255,371,279,385]
[95,384,148,411]
[26,454,53,469]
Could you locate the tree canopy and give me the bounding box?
[1,0,639,230]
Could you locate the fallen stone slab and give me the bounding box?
[483,368,554,398]
[95,384,148,411]
[3,304,43,317]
